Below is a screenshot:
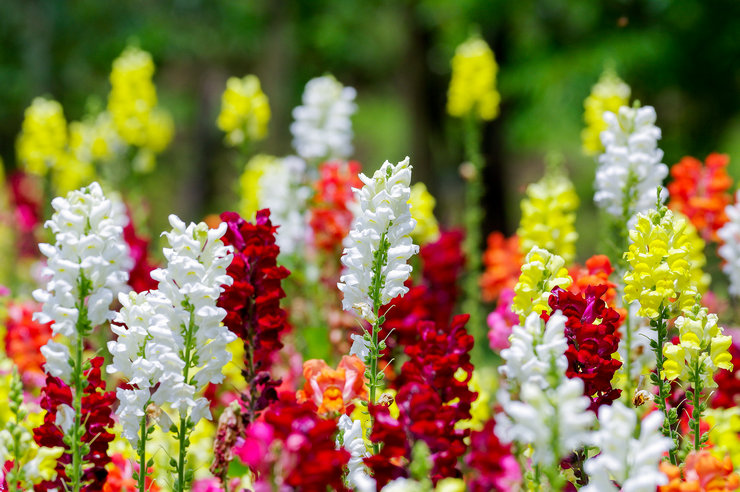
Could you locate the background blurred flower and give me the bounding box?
[217,74,270,146]
[447,37,500,121]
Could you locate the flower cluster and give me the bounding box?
[663,305,733,387]
[417,229,465,328]
[464,419,521,491]
[668,153,732,242]
[446,37,500,121]
[705,407,740,468]
[546,286,622,411]
[480,232,522,303]
[16,97,68,177]
[34,182,132,382]
[217,74,271,146]
[583,402,672,491]
[659,450,740,491]
[517,170,579,263]
[568,255,619,308]
[236,396,350,491]
[594,105,668,221]
[338,157,418,320]
[4,301,52,382]
[238,154,310,256]
[33,357,116,491]
[487,288,518,351]
[310,160,363,254]
[409,182,440,246]
[107,47,174,154]
[291,75,357,162]
[623,206,697,319]
[581,68,631,156]
[512,247,571,320]
[122,214,159,293]
[717,190,740,297]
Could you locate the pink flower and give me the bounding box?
[487,288,518,351]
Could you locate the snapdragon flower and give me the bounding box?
[511,247,571,321]
[499,311,568,389]
[16,97,68,177]
[291,75,357,162]
[581,68,630,156]
[217,74,270,146]
[517,170,579,263]
[594,105,668,222]
[34,182,132,382]
[409,182,440,245]
[338,156,418,320]
[447,37,500,121]
[337,415,375,492]
[583,402,671,492]
[718,190,740,297]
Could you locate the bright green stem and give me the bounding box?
[69,329,84,492]
[174,304,197,492]
[137,412,148,492]
[652,312,679,465]
[623,310,634,404]
[690,358,704,451]
[461,115,485,358]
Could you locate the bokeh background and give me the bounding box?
[1,0,739,260]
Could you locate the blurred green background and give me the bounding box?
[1,0,739,260]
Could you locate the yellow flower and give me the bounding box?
[517,171,579,263]
[239,154,278,219]
[16,97,68,176]
[682,214,711,295]
[409,182,440,245]
[623,207,697,319]
[447,37,500,121]
[51,155,96,195]
[108,47,173,154]
[662,343,688,381]
[217,74,270,146]
[435,478,466,492]
[706,407,740,468]
[582,68,631,156]
[512,247,572,321]
[456,368,495,432]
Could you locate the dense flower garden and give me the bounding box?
[1,35,740,492]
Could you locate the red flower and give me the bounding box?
[668,153,732,242]
[544,286,622,411]
[367,315,476,487]
[712,334,740,408]
[465,419,521,492]
[4,300,52,381]
[310,160,363,253]
[122,211,158,293]
[8,171,43,257]
[33,357,115,492]
[419,229,466,328]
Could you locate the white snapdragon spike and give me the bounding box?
[496,377,594,468]
[594,105,668,222]
[255,156,311,255]
[583,402,671,492]
[34,182,132,381]
[718,191,740,296]
[337,416,376,492]
[338,157,419,320]
[499,311,568,389]
[291,75,357,161]
[148,215,236,424]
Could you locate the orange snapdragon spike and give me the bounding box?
[660,451,740,492]
[297,355,368,415]
[668,153,733,242]
[480,232,523,303]
[5,301,52,377]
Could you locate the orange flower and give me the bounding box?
[4,300,52,377]
[660,450,740,491]
[297,355,368,415]
[568,255,625,321]
[668,153,732,242]
[480,232,523,303]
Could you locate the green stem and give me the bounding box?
[461,115,485,360]
[652,312,679,465]
[137,411,148,492]
[691,358,704,452]
[175,304,197,492]
[70,322,84,492]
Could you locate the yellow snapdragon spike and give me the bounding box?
[217,74,271,146]
[623,207,697,319]
[517,172,579,263]
[711,334,734,372]
[662,343,688,381]
[239,154,277,219]
[581,68,631,156]
[51,155,96,195]
[447,37,500,121]
[512,247,572,321]
[409,182,440,245]
[706,408,740,468]
[16,97,68,176]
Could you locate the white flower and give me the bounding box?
[496,377,594,467]
[291,75,357,161]
[338,157,419,320]
[594,106,668,222]
[54,404,75,434]
[40,340,73,381]
[349,333,371,362]
[381,478,425,492]
[618,304,657,379]
[583,402,671,492]
[499,311,568,389]
[718,191,740,296]
[337,415,375,492]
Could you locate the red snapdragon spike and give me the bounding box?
[8,171,43,257]
[668,153,732,242]
[242,395,349,492]
[465,419,521,492]
[122,211,159,293]
[367,315,476,486]
[310,160,363,254]
[544,286,622,411]
[33,357,115,492]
